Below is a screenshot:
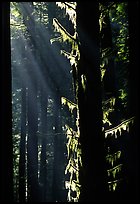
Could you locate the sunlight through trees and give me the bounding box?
[0,1,138,203]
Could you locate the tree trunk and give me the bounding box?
[127,1,139,202]
[76,2,108,202]
[39,88,48,202]
[100,3,117,99]
[0,2,13,202]
[27,81,39,202]
[52,93,64,202]
[19,85,27,202]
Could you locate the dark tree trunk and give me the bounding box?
[0,2,13,202]
[76,2,108,202]
[100,3,117,99]
[19,85,27,202]
[127,1,139,202]
[52,93,64,202]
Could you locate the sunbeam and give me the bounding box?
[11,2,74,202]
[10,2,138,203]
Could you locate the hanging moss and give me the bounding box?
[51,3,82,202]
[105,116,134,138]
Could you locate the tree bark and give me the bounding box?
[0,2,13,202]
[76,2,108,202]
[127,1,139,202]
[52,93,64,202]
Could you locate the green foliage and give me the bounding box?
[100,3,133,193]
[110,2,129,107]
[12,89,22,200]
[110,2,129,63]
[10,2,26,38]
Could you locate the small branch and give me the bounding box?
[53,18,77,42]
[10,23,25,27]
[105,116,134,134]
[64,2,76,11]
[106,150,121,159]
[107,164,123,173]
[108,178,123,184]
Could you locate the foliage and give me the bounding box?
[99,2,134,193]
[12,88,22,201]
[109,2,129,105]
[11,1,135,200]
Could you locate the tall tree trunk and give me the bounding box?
[76,2,108,202]
[100,3,117,100]
[52,93,63,202]
[27,82,39,202]
[127,1,139,202]
[0,2,13,202]
[39,88,48,202]
[19,85,27,202]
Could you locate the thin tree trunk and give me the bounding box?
[39,89,48,202]
[19,85,27,202]
[52,93,62,202]
[27,82,39,202]
[0,2,13,202]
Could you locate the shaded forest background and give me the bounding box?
[0,1,139,203]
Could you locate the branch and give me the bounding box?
[104,116,134,138]
[107,164,123,173]
[64,2,76,11]
[10,23,25,27]
[108,178,123,184]
[53,18,77,42]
